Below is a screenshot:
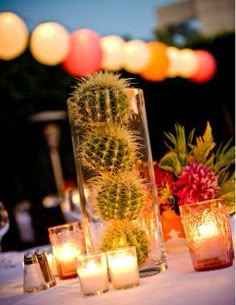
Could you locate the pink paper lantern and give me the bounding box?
[62,29,102,77]
[190,50,217,83]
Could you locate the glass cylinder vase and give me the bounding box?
[67,88,167,277]
[180,198,234,271]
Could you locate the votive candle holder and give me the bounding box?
[180,198,234,271]
[106,246,140,290]
[76,252,109,296]
[48,222,86,279]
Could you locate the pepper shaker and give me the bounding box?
[23,252,46,293]
[35,249,56,288]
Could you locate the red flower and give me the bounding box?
[173,163,219,205]
[154,163,174,191]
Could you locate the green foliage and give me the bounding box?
[190,121,215,167]
[77,124,140,173]
[159,123,195,176]
[93,171,147,220]
[101,219,149,265]
[69,71,132,123]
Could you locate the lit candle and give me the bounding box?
[54,244,78,278]
[193,222,222,260]
[76,253,109,296]
[180,199,234,271]
[48,222,86,279]
[107,247,140,289]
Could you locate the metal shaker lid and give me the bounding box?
[24,252,38,265]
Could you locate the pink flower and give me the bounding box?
[173,163,219,205]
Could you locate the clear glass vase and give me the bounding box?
[67,88,167,277]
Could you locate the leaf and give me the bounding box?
[214,139,235,180]
[191,121,216,164]
[159,151,183,176]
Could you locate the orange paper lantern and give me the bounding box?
[140,42,169,82]
[190,50,217,83]
[62,29,102,77]
[0,12,29,60]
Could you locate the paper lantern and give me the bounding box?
[166,46,181,78]
[140,42,169,82]
[0,12,29,60]
[190,50,217,83]
[30,22,70,66]
[178,49,199,78]
[62,29,102,77]
[123,40,151,74]
[101,35,125,71]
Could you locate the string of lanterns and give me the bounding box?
[0,11,216,82]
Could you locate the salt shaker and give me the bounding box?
[23,252,46,293]
[35,249,56,288]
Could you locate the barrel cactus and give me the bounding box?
[68,71,132,124]
[101,219,149,265]
[77,124,141,173]
[92,171,147,220]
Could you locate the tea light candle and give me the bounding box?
[193,222,222,260]
[76,253,109,296]
[107,247,140,289]
[54,244,78,277]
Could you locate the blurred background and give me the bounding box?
[0,0,235,251]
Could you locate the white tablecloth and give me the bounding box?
[0,247,235,305]
[0,215,235,305]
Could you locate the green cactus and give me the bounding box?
[92,171,147,220]
[68,71,132,124]
[77,124,141,173]
[101,219,149,265]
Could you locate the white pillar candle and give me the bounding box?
[107,247,140,289]
[76,253,109,296]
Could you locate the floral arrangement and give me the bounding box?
[154,122,235,215]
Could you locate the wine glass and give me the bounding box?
[0,201,9,252]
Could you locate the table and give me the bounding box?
[0,215,235,305]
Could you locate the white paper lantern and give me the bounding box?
[0,12,29,60]
[178,48,199,78]
[123,40,151,74]
[101,35,125,71]
[30,22,70,66]
[166,46,181,78]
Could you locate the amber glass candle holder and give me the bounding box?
[48,222,86,279]
[180,199,234,271]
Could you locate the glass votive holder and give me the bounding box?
[76,252,109,296]
[48,222,86,279]
[106,246,140,290]
[180,198,234,271]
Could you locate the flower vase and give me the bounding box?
[67,83,167,277]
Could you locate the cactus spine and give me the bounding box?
[68,72,132,124]
[101,220,149,265]
[92,171,147,220]
[78,124,140,174]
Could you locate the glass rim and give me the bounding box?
[180,198,224,207]
[105,246,136,255]
[77,252,106,260]
[48,221,81,232]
